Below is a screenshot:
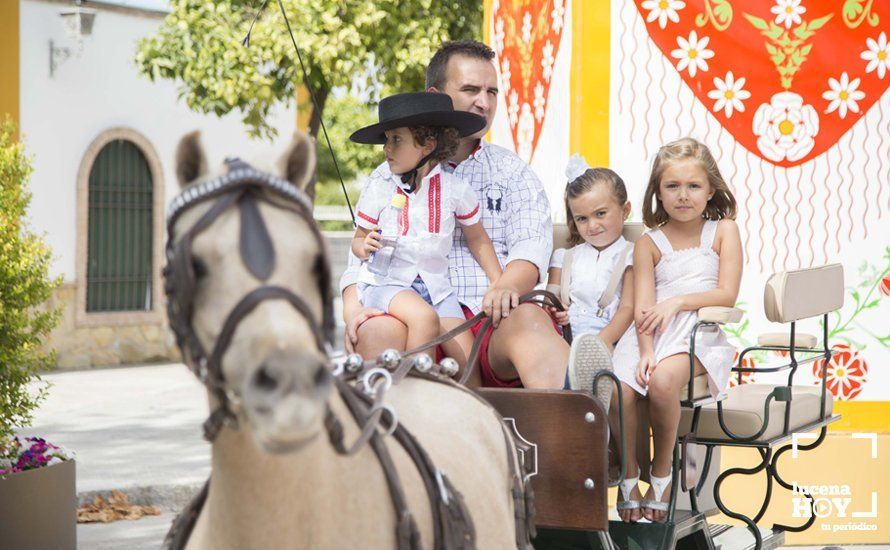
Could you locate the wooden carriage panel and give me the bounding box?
[476,389,609,532]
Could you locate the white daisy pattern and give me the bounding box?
[822,72,866,119]
[706,72,752,117]
[770,0,806,29]
[508,90,520,126]
[500,58,512,89]
[521,11,532,44]
[494,17,505,54]
[641,0,686,29]
[533,82,546,122]
[551,0,566,32]
[752,92,819,162]
[542,41,555,82]
[670,31,714,77]
[861,32,889,79]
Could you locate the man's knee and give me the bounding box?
[503,302,553,331]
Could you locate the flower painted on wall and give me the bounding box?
[752,91,819,162]
[730,351,757,387]
[880,274,890,297]
[770,0,806,29]
[823,72,866,119]
[861,32,889,79]
[812,344,869,401]
[671,30,714,77]
[642,0,686,29]
[707,71,751,117]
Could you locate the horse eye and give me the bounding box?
[192,257,208,279]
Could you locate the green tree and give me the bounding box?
[135,0,482,139]
[0,120,60,443]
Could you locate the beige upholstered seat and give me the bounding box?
[679,384,833,441]
[757,332,819,349]
[763,263,844,323]
[680,373,711,401]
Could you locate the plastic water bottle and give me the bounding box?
[367,193,407,276]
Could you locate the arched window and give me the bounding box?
[85,139,154,312]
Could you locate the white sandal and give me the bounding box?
[616,475,642,521]
[641,468,672,519]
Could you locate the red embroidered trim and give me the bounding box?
[397,188,410,236]
[357,211,378,225]
[456,204,479,221]
[428,174,441,233]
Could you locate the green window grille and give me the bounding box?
[86,139,154,312]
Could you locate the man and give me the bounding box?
[341,40,569,389]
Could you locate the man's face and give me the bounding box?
[432,55,499,139]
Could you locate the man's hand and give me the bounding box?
[482,285,520,328]
[344,306,385,353]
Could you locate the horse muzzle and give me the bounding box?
[240,350,333,453]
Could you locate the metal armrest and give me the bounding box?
[698,306,743,324]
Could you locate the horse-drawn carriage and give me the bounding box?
[161,132,842,550]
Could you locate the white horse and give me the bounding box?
[163,131,527,549]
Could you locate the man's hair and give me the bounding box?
[426,40,496,90]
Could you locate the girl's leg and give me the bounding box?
[643,353,706,521]
[388,290,441,353]
[439,317,480,386]
[609,382,643,522]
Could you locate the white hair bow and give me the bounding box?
[565,153,590,183]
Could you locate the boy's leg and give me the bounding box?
[610,383,643,522]
[643,353,706,521]
[388,290,440,352]
[438,317,480,386]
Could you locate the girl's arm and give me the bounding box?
[545,265,569,326]
[633,237,658,356]
[462,221,503,283]
[351,226,381,260]
[638,220,743,334]
[598,268,634,349]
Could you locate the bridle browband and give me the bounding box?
[163,158,335,440]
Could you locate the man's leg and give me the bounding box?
[486,303,568,388]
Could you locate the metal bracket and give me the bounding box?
[503,417,538,483]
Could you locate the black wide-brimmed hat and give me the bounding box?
[350,92,486,144]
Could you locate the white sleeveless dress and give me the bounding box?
[611,220,735,399]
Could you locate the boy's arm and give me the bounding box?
[351,226,379,260]
[462,222,502,283]
[598,268,634,349]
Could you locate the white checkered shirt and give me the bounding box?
[340,140,553,313]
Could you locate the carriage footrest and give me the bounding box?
[709,524,785,550]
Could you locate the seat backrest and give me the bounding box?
[552,221,646,250]
[763,263,844,323]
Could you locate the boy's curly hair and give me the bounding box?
[409,126,461,162]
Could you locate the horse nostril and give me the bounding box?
[254,365,279,392]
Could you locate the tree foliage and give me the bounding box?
[135,0,482,139]
[0,120,60,443]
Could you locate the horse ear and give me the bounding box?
[279,131,317,203]
[175,131,208,188]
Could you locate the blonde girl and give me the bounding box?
[610,137,742,523]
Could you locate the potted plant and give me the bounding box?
[0,118,70,549]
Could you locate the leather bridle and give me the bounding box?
[163,157,335,441]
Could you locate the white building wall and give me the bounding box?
[20,0,296,282]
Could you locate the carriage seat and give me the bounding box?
[679,263,843,445]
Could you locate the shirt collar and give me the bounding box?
[582,235,627,259]
[392,162,443,192]
[446,139,486,170]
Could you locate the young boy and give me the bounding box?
[350,92,502,376]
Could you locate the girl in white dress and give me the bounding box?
[610,138,742,523]
[546,156,635,410]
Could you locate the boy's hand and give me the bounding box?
[547,306,570,326]
[363,229,383,258]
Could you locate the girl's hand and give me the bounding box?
[635,353,657,388]
[345,306,385,352]
[638,297,682,335]
[363,229,383,257]
[547,306,570,326]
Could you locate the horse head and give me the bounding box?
[165,130,335,453]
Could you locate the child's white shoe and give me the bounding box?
[567,332,613,411]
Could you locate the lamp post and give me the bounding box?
[49,0,97,77]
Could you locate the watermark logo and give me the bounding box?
[790,432,878,533]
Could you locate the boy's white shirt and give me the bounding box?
[549,236,633,324]
[355,163,481,305]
